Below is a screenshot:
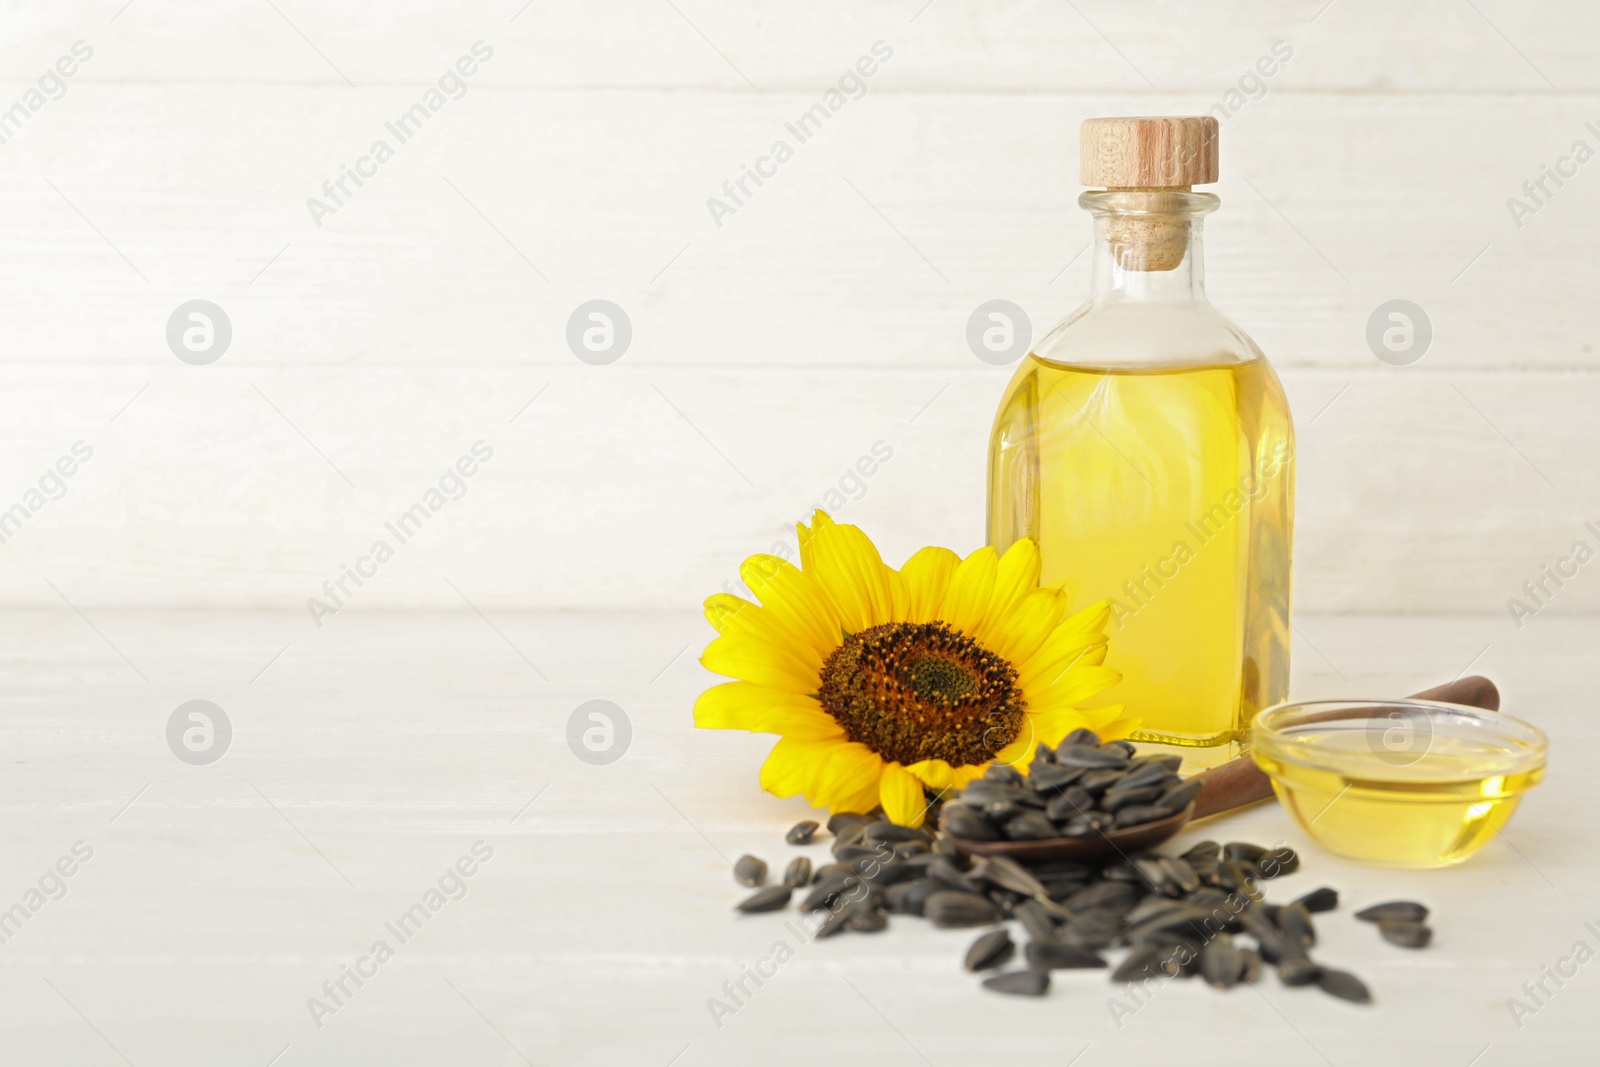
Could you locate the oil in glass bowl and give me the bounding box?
[1251,700,1547,869]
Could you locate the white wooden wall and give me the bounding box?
[1,0,1597,617]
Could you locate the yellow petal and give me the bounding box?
[701,634,821,693]
[703,592,827,676]
[694,683,845,739]
[899,546,960,624]
[802,513,895,633]
[939,546,997,636]
[982,587,1066,665]
[879,763,930,827]
[739,555,840,656]
[985,539,1041,623]
[1023,663,1122,713]
[950,763,990,788]
[903,758,955,791]
[759,737,839,798]
[810,742,884,813]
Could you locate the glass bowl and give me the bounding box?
[1251,699,1547,868]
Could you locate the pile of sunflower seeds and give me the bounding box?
[945,728,1202,840]
[733,809,1432,1003]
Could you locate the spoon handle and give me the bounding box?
[1187,675,1501,820]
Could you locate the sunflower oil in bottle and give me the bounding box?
[987,117,1294,768]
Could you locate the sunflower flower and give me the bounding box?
[695,511,1133,827]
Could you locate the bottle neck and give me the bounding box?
[1081,190,1218,306]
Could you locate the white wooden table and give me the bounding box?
[0,608,1590,1065]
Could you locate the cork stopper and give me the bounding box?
[1080,116,1218,189]
[1080,116,1218,272]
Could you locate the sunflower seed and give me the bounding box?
[1239,947,1263,984]
[1316,967,1373,1004]
[1077,767,1127,794]
[1378,920,1432,948]
[1355,900,1428,924]
[1055,744,1130,770]
[1223,842,1268,864]
[858,858,917,887]
[983,799,1023,822]
[801,873,858,911]
[1276,954,1321,986]
[782,857,812,888]
[1101,785,1166,812]
[964,928,1016,971]
[1201,934,1244,989]
[885,878,937,916]
[974,854,1048,898]
[735,885,791,913]
[1159,856,1201,895]
[892,841,930,861]
[834,844,882,863]
[1180,840,1221,866]
[1114,762,1181,792]
[815,906,855,938]
[866,822,931,845]
[1013,899,1059,942]
[1045,787,1092,821]
[983,969,1050,996]
[1033,742,1056,764]
[734,855,768,887]
[1114,804,1171,828]
[1139,932,1203,976]
[850,907,888,933]
[1278,902,1316,949]
[832,823,870,852]
[1126,896,1190,927]
[1003,812,1058,840]
[943,812,999,841]
[1293,887,1339,913]
[1217,860,1262,901]
[1257,846,1300,878]
[1112,943,1164,982]
[1129,855,1175,895]
[827,812,875,835]
[1104,740,1137,758]
[1238,908,1293,964]
[1026,938,1107,970]
[1128,754,1184,772]
[1156,779,1204,813]
[785,820,820,845]
[1029,762,1086,791]
[984,762,1024,785]
[1122,905,1215,944]
[925,890,1003,927]
[927,858,981,894]
[1059,727,1101,749]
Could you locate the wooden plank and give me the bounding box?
[2,1,1592,92]
[0,85,1594,373]
[0,363,1591,614]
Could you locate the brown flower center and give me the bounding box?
[816,621,1025,767]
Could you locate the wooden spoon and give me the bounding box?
[944,675,1500,863]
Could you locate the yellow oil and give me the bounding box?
[987,357,1293,767]
[1254,730,1545,868]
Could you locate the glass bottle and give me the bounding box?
[987,117,1294,768]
